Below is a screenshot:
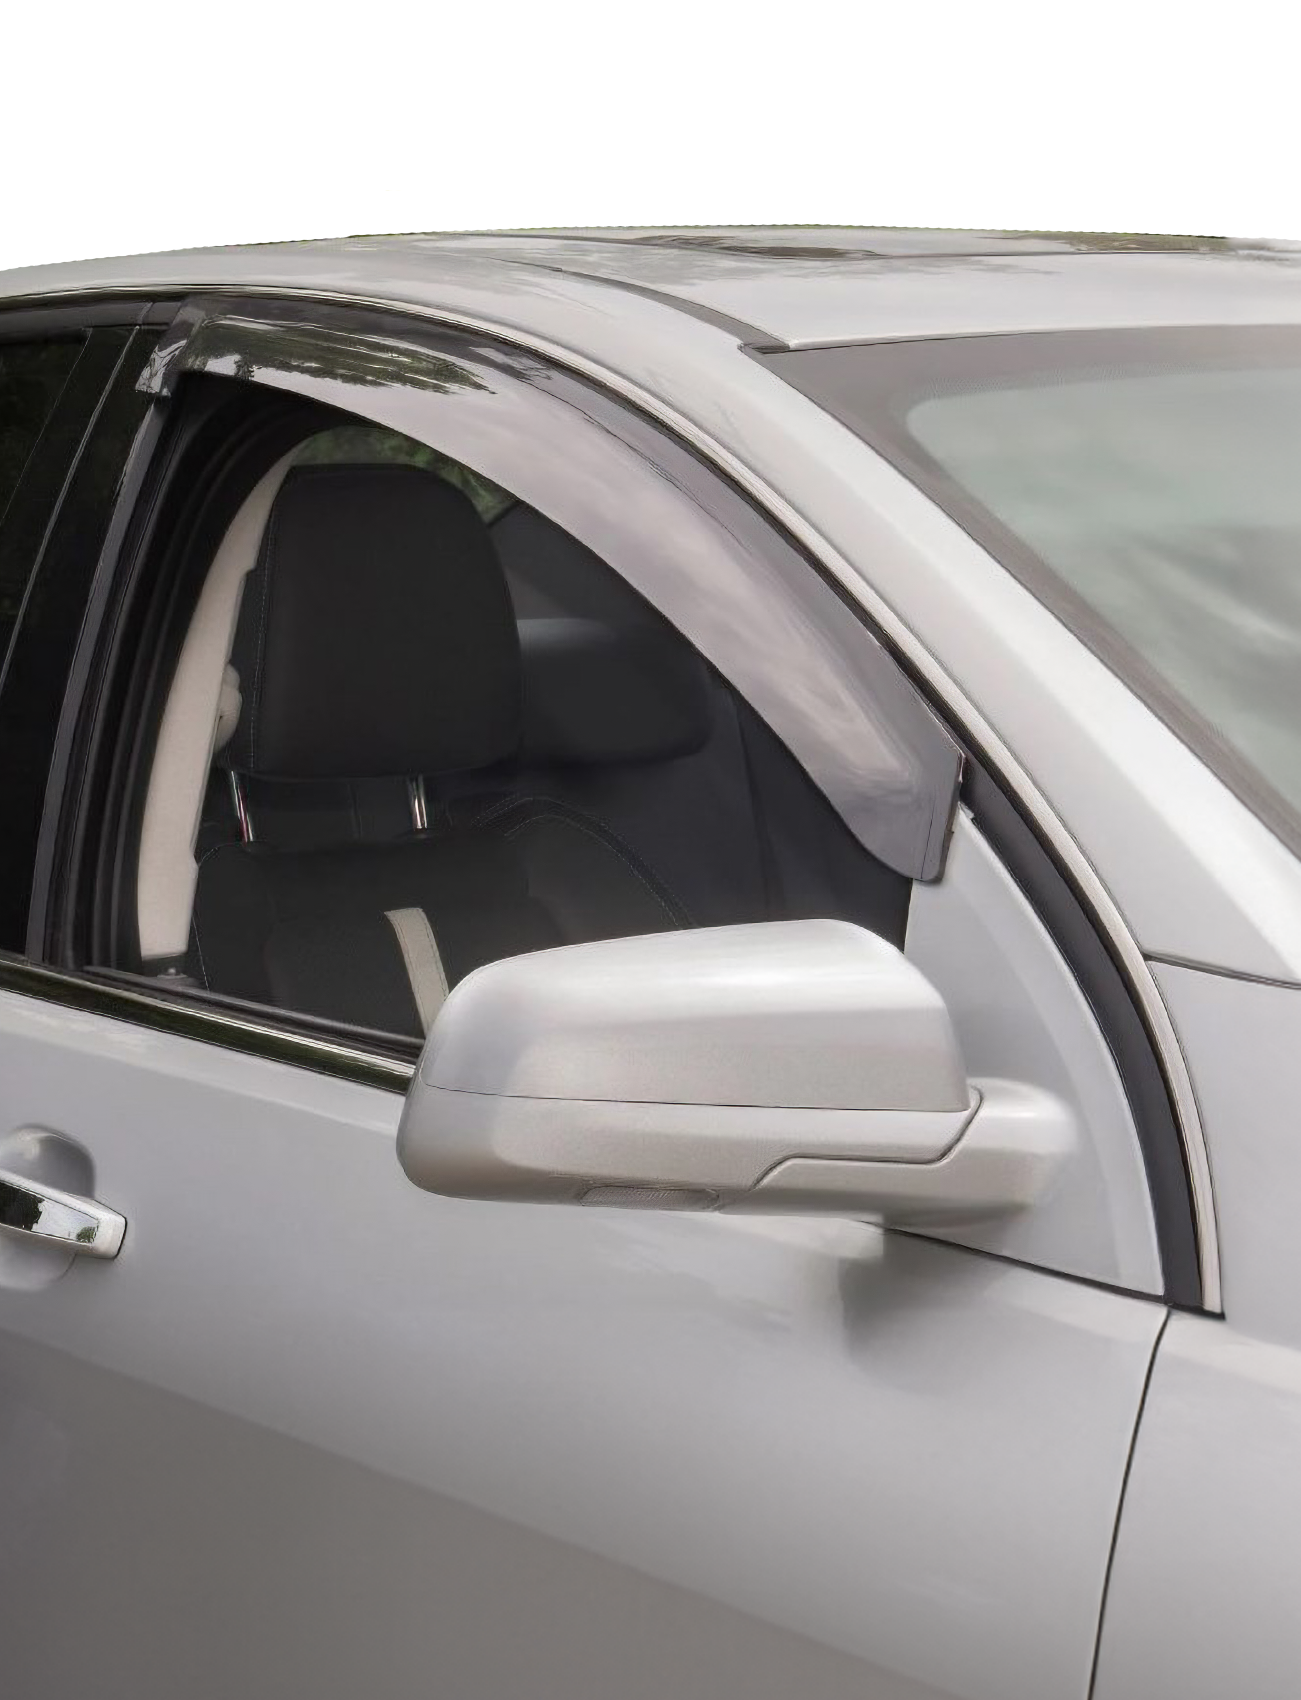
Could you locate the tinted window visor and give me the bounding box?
[150,304,961,883]
[764,328,1301,859]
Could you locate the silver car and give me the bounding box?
[0,227,1296,1699]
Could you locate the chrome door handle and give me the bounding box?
[0,1168,126,1259]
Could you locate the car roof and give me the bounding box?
[4,227,1301,349]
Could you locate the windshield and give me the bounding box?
[765,329,1301,851]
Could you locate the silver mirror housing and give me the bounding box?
[397,921,1072,1221]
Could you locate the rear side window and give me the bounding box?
[1,339,85,646]
[0,340,81,524]
[0,324,161,952]
[0,330,127,675]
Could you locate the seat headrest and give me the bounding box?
[519,617,712,766]
[225,464,520,779]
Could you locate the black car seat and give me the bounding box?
[189,465,689,1037]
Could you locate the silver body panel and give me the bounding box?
[0,991,1162,1700]
[7,235,1301,346]
[1093,1312,1301,1700]
[1095,966,1301,1697]
[432,237,1301,345]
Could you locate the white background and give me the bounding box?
[3,0,1296,270]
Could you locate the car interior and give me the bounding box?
[123,418,910,1045]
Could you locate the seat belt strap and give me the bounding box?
[384,907,450,1035]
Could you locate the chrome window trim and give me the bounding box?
[13,281,1219,1312]
[0,953,415,1094]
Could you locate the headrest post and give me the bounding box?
[407,775,429,833]
[227,770,255,845]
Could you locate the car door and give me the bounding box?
[0,297,1183,1700]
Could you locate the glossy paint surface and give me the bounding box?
[1093,965,1301,1697]
[1094,1312,1301,1700]
[0,990,1163,1699]
[429,235,1301,347]
[8,234,1301,350]
[420,920,970,1110]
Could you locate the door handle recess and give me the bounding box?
[0,1168,125,1259]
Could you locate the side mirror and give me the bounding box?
[397,921,1071,1221]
